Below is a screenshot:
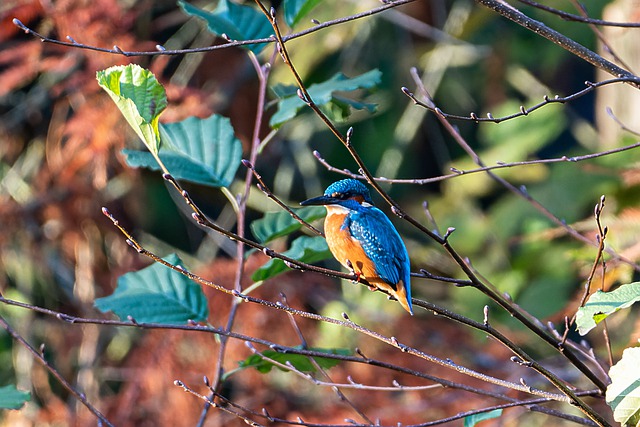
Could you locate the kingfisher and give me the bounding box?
[301,179,413,315]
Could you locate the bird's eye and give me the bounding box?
[332,192,351,200]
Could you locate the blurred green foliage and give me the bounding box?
[1,0,639,424]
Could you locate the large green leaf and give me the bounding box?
[95,254,209,325]
[464,409,502,427]
[607,347,640,426]
[250,206,326,243]
[122,114,242,187]
[575,282,640,335]
[96,65,167,155]
[0,385,30,410]
[270,69,382,128]
[179,0,272,54]
[238,347,351,374]
[284,0,322,27]
[252,236,331,281]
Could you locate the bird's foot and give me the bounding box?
[345,259,361,283]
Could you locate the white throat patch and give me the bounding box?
[325,205,351,215]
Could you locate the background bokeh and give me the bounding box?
[2,0,640,425]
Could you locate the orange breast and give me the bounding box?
[324,210,380,282]
[323,208,413,314]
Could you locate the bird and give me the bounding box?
[300,179,413,315]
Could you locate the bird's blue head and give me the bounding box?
[300,179,374,208]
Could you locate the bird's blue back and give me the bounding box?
[301,179,413,313]
[342,202,411,299]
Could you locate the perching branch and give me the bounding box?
[254,2,611,424]
[408,68,612,394]
[1,291,602,425]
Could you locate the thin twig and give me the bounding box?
[0,314,114,427]
[407,71,610,426]
[197,50,276,427]
[92,212,572,397]
[403,77,638,124]
[242,159,323,236]
[11,0,415,57]
[517,0,640,28]
[314,138,640,185]
[257,1,610,421]
[563,197,608,343]
[405,71,640,276]
[607,107,640,137]
[175,380,265,426]
[277,308,374,424]
[565,0,635,73]
[0,293,594,411]
[101,197,355,284]
[474,0,638,84]
[177,375,599,427]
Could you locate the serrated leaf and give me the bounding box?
[96,65,167,154]
[464,409,503,427]
[607,347,640,426]
[252,236,331,281]
[284,0,322,27]
[95,254,208,325]
[179,0,272,54]
[0,385,31,410]
[250,206,326,243]
[270,69,382,128]
[575,282,640,335]
[122,114,242,187]
[238,347,351,374]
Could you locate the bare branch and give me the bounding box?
[0,315,114,427]
[404,77,638,123]
[474,0,638,84]
[242,159,323,236]
[517,0,640,28]
[406,73,640,275]
[407,70,611,426]
[11,0,415,57]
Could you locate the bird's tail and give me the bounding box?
[393,280,414,315]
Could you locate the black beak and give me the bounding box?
[300,195,336,206]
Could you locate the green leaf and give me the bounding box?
[464,409,503,427]
[122,114,242,187]
[250,206,326,243]
[95,254,209,325]
[179,0,272,54]
[607,347,640,426]
[575,282,640,335]
[270,83,298,98]
[270,69,382,128]
[252,236,331,281]
[0,384,31,410]
[284,0,322,27]
[96,65,167,154]
[238,347,351,374]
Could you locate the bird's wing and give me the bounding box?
[346,208,409,287]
